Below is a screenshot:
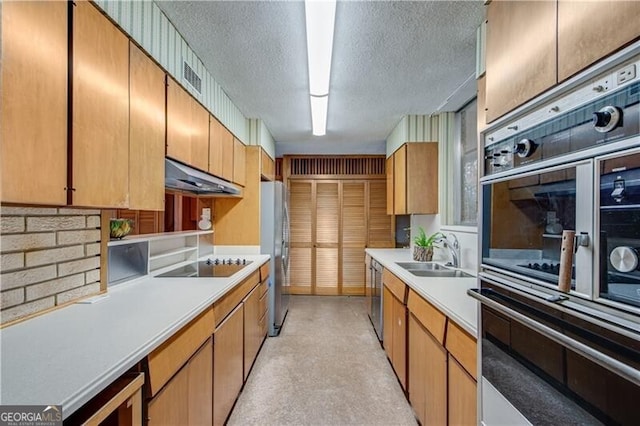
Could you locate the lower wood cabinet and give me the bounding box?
[448,354,477,426]
[383,283,407,390]
[243,278,268,380]
[408,313,447,425]
[213,303,244,426]
[148,338,212,425]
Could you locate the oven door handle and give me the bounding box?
[468,288,640,387]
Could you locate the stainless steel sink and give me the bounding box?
[395,261,473,278]
[409,269,473,278]
[396,262,449,271]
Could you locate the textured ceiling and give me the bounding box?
[156,1,485,154]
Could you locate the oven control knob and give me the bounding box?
[610,246,639,273]
[592,106,622,133]
[514,139,536,158]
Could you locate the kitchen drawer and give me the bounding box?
[213,270,259,327]
[260,261,270,282]
[445,320,477,380]
[407,289,447,345]
[259,286,268,317]
[383,269,407,303]
[259,277,268,298]
[147,307,214,396]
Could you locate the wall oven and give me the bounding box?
[471,47,640,425]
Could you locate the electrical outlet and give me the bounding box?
[617,64,636,85]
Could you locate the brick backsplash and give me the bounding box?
[0,206,102,324]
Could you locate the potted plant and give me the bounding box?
[413,227,444,262]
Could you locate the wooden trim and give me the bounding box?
[382,269,407,303]
[407,289,447,345]
[147,307,214,396]
[445,320,478,380]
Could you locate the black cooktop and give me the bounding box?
[157,258,253,278]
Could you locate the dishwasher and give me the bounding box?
[368,258,383,341]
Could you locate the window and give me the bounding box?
[453,99,478,226]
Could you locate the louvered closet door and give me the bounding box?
[342,182,366,295]
[315,181,340,295]
[289,181,313,294]
[368,180,394,247]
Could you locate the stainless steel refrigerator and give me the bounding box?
[260,181,290,336]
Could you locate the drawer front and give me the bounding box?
[213,270,260,327]
[147,307,214,396]
[446,320,477,380]
[407,289,447,344]
[259,261,270,282]
[383,269,407,303]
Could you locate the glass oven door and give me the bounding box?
[481,161,593,295]
[597,148,640,311]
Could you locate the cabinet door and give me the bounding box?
[424,326,447,425]
[72,1,129,207]
[393,146,407,215]
[1,1,68,205]
[233,138,246,186]
[188,338,213,426]
[406,143,438,214]
[342,182,366,295]
[448,354,477,426]
[129,42,165,211]
[147,363,189,426]
[213,304,244,426]
[209,117,224,178]
[386,156,394,215]
[368,180,394,248]
[289,181,313,294]
[221,128,234,182]
[243,284,261,380]
[167,78,193,166]
[408,315,428,425]
[260,149,275,181]
[315,181,340,295]
[485,0,556,122]
[558,1,640,82]
[392,296,407,390]
[191,100,210,172]
[383,287,394,361]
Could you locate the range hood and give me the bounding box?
[165,158,241,196]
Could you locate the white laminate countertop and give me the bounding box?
[0,254,269,418]
[366,248,479,337]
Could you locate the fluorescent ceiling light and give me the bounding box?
[310,95,328,136]
[305,0,336,96]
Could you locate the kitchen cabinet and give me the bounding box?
[382,269,407,390]
[209,116,234,181]
[148,338,212,426]
[260,148,276,181]
[557,1,640,82]
[448,354,477,426]
[243,278,268,380]
[485,0,556,123]
[368,180,394,248]
[1,1,68,205]
[386,156,394,215]
[233,138,247,186]
[213,303,244,426]
[387,143,438,215]
[72,0,130,207]
[342,182,366,295]
[167,78,209,172]
[129,43,166,211]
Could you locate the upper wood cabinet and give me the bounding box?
[260,148,276,181]
[485,0,557,123]
[233,138,246,186]
[1,1,68,205]
[129,43,166,211]
[385,156,394,215]
[387,143,438,215]
[209,116,233,181]
[167,78,209,172]
[72,0,130,208]
[557,1,640,82]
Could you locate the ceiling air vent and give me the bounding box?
[183,61,202,94]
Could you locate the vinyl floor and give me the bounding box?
[227,295,418,426]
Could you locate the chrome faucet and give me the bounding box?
[439,233,460,268]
